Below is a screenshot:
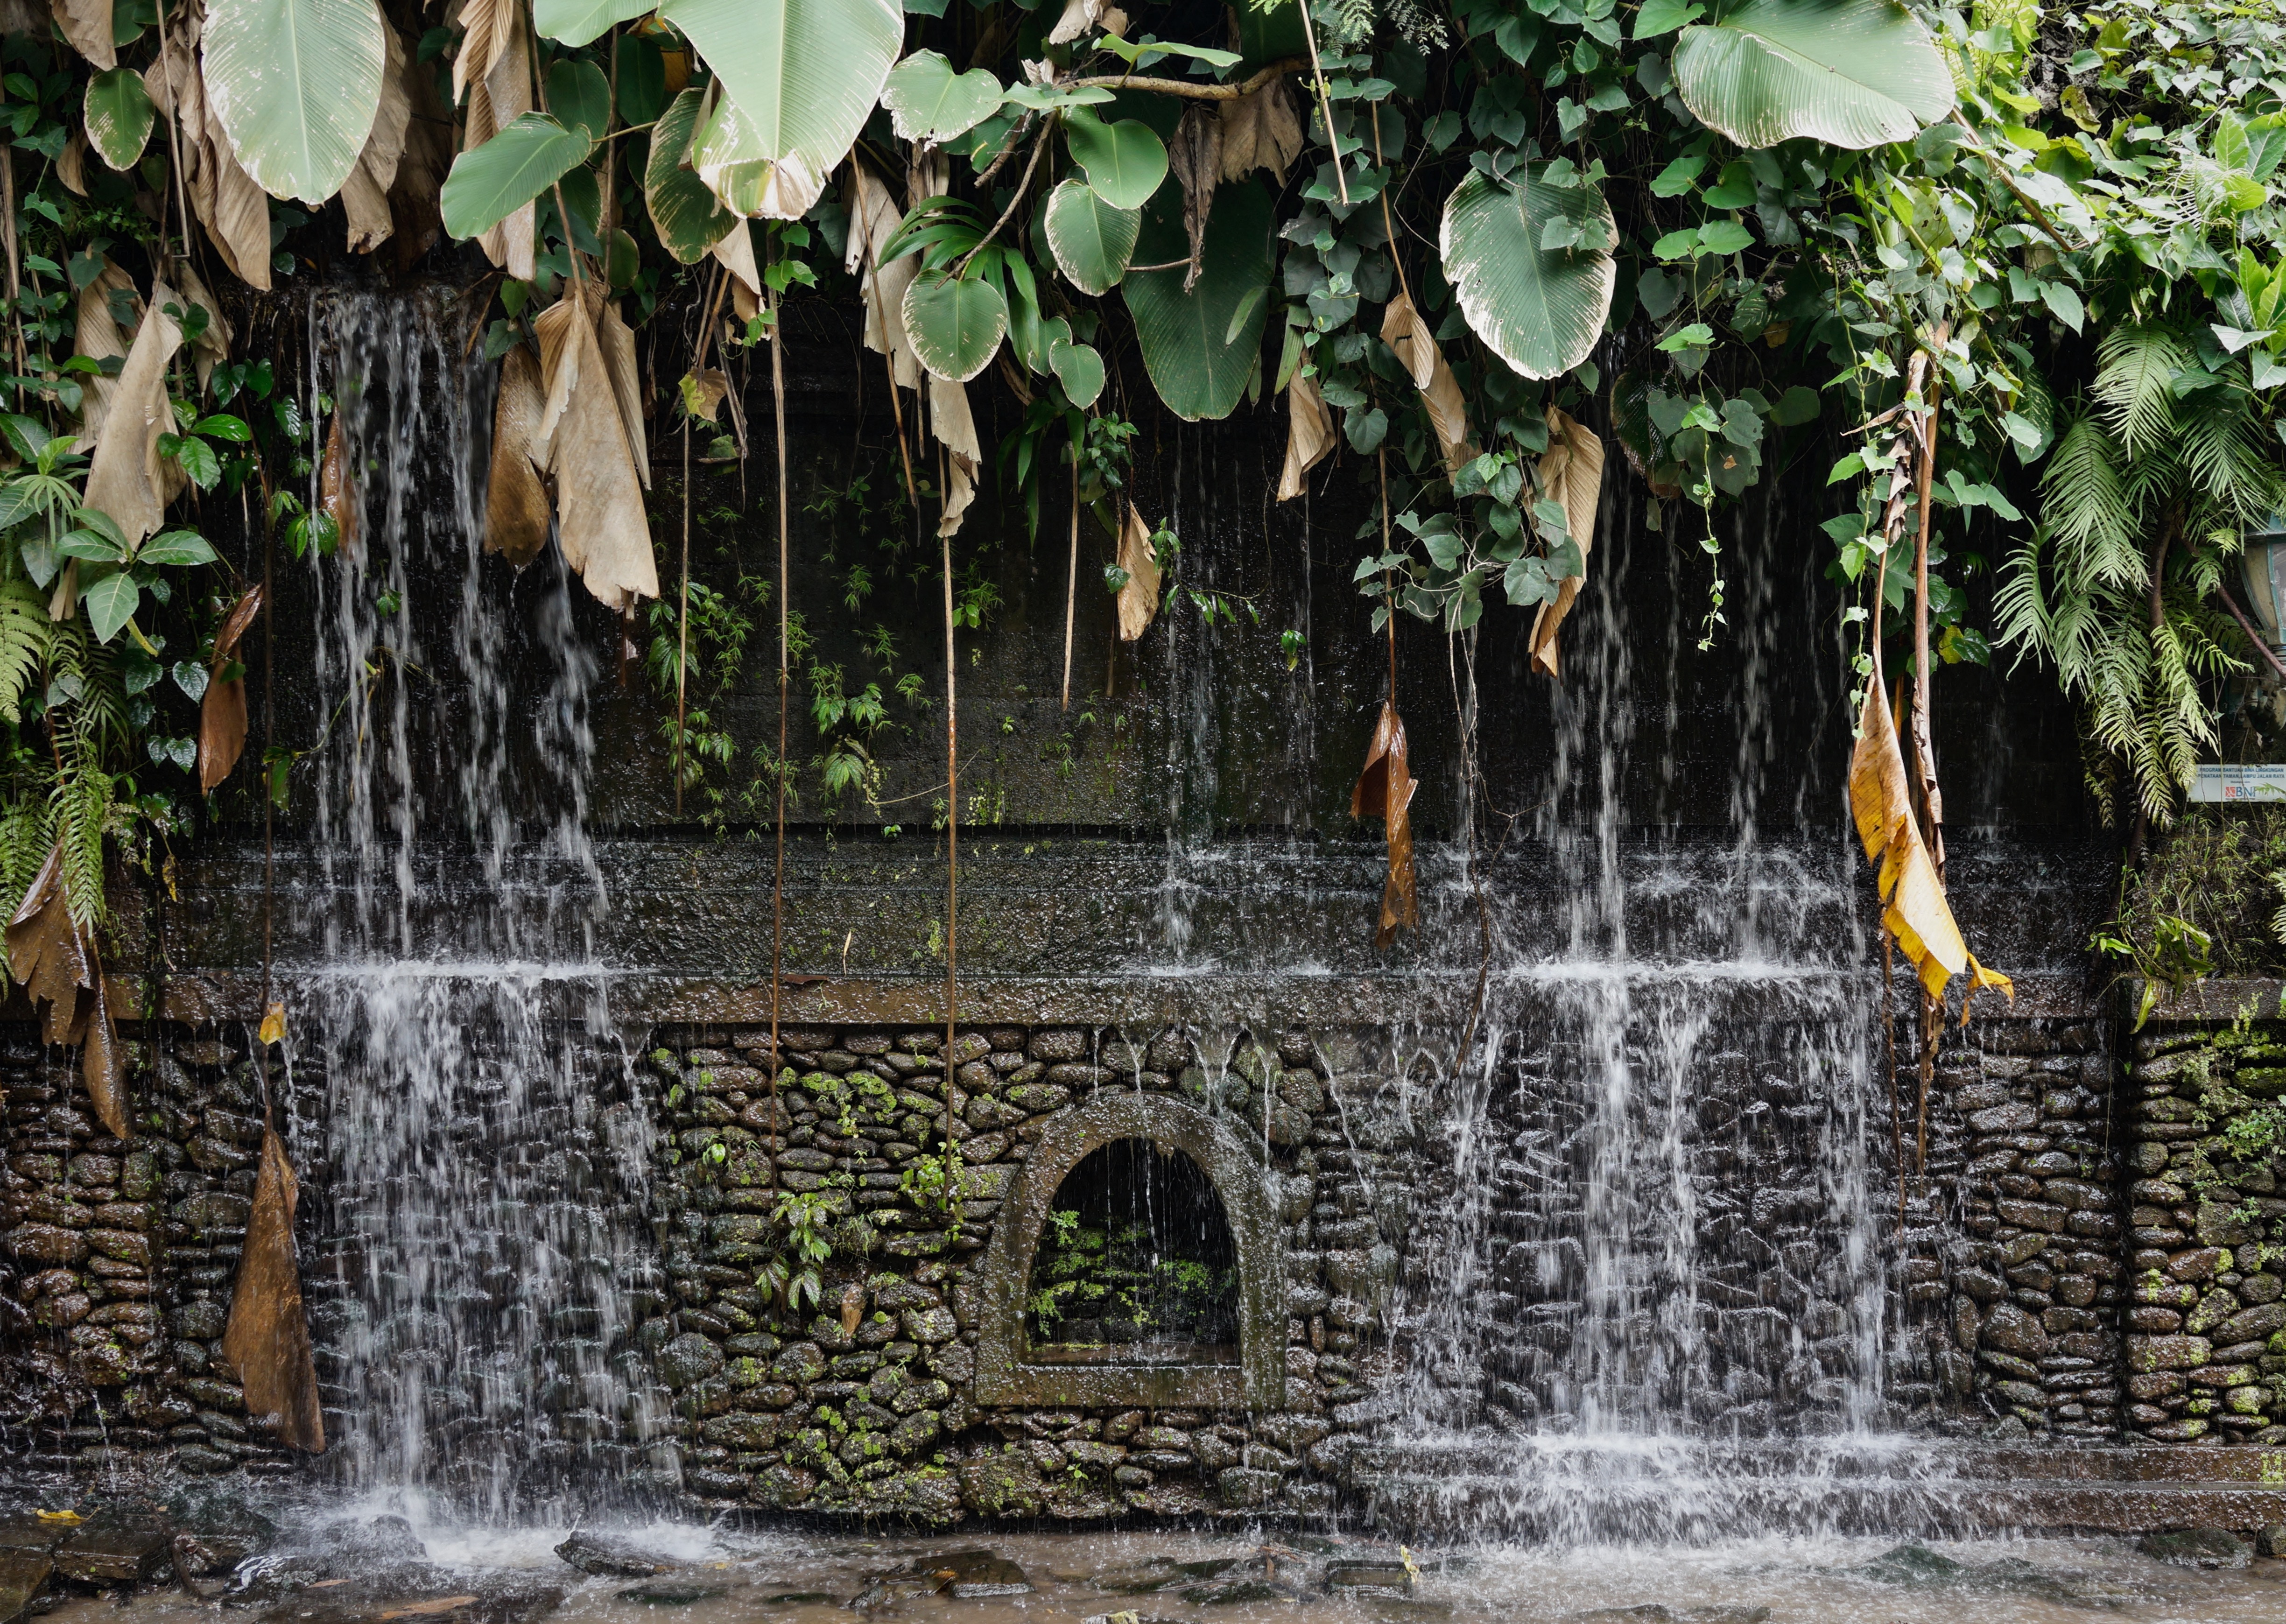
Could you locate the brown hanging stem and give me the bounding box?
[768,276,790,1186]
[853,161,918,509]
[1867,570,1906,1229]
[1062,434,1080,710]
[1908,328,1948,1173]
[941,463,960,1114]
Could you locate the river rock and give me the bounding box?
[656,1334,724,1388]
[554,1533,676,1576]
[2138,1527,2250,1568]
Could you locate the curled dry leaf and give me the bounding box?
[57,127,87,195]
[1526,406,1605,679]
[847,161,921,391]
[596,299,648,489]
[929,376,980,540]
[198,584,264,795]
[73,255,137,443]
[679,367,729,424]
[4,839,125,1137]
[319,409,359,558]
[1276,367,1334,502]
[1350,701,1419,949]
[82,280,183,545]
[1116,505,1161,642]
[1168,103,1222,292]
[339,20,411,254]
[451,0,520,108]
[461,14,535,281]
[49,0,114,70]
[152,7,272,288]
[1047,0,1115,45]
[710,223,762,325]
[1379,291,1474,472]
[175,259,232,395]
[1220,76,1302,185]
[258,1000,287,1046]
[484,344,550,568]
[1847,659,2009,1017]
[532,286,658,610]
[223,1128,325,1453]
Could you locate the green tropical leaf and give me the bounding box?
[901,269,1009,383]
[1043,178,1140,295]
[84,68,155,171]
[547,59,613,142]
[1671,0,1955,151]
[658,0,901,185]
[646,88,738,262]
[1049,337,1105,409]
[137,529,220,566]
[533,0,655,48]
[1122,179,1274,422]
[1064,108,1169,211]
[1441,164,1618,381]
[82,570,138,645]
[442,114,595,241]
[202,0,387,203]
[881,50,1005,143]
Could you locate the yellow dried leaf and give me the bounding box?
[1526,406,1605,679]
[259,1001,287,1046]
[533,290,658,610]
[223,1129,324,1453]
[1848,674,1968,1000]
[1275,369,1334,502]
[1116,506,1161,642]
[1378,292,1474,471]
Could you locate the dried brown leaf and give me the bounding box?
[1848,666,1971,1003]
[387,49,454,276]
[1047,0,1111,45]
[6,841,94,1052]
[1219,77,1302,185]
[1378,292,1474,472]
[80,971,125,1138]
[1275,368,1334,502]
[930,377,980,539]
[167,37,273,289]
[341,22,411,254]
[848,162,921,391]
[680,368,728,424]
[223,1129,325,1453]
[175,260,231,395]
[1350,702,1419,948]
[452,0,519,106]
[1168,104,1222,291]
[465,23,535,281]
[534,291,658,609]
[1526,406,1605,679]
[596,298,649,490]
[72,256,137,443]
[49,0,114,70]
[57,128,86,195]
[319,410,359,559]
[1116,505,1161,642]
[82,282,182,545]
[198,585,263,796]
[484,344,550,568]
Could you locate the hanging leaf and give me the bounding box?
[485,344,551,568]
[689,86,823,220]
[160,30,276,289]
[1043,178,1139,296]
[199,586,263,795]
[597,298,649,490]
[1064,108,1169,211]
[1167,103,1221,291]
[534,0,655,49]
[338,20,411,254]
[931,377,982,539]
[645,87,737,262]
[532,288,660,610]
[881,49,1005,144]
[1379,291,1476,470]
[1219,75,1303,184]
[50,0,115,69]
[319,410,358,558]
[657,0,901,197]
[82,284,183,547]
[71,255,137,445]
[1276,367,1334,501]
[1351,702,1419,949]
[902,268,1009,384]
[1048,337,1104,409]
[1116,505,1161,641]
[440,113,593,241]
[84,68,155,171]
[202,0,388,204]
[1672,0,1956,151]
[1525,406,1606,678]
[1441,164,1618,381]
[1123,179,1274,422]
[82,572,138,644]
[259,1001,288,1046]
[847,162,922,389]
[223,1128,326,1453]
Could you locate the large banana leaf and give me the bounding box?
[1043,178,1139,295]
[202,0,387,204]
[534,0,655,48]
[658,0,900,186]
[1441,165,1617,381]
[1123,179,1273,422]
[646,87,736,262]
[1672,0,1955,150]
[442,114,594,240]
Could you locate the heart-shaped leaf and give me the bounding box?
[1673,0,1955,151]
[902,268,1009,383]
[1064,108,1169,211]
[1441,164,1618,381]
[1049,338,1105,408]
[646,88,738,262]
[1122,179,1274,421]
[202,0,387,203]
[82,569,138,644]
[84,68,155,171]
[442,113,595,241]
[881,49,1005,143]
[1044,178,1140,295]
[547,58,613,142]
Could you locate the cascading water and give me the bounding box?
[278,287,660,1518]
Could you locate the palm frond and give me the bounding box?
[2093,323,2191,457]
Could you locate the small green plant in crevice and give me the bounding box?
[2100,808,2286,1017]
[756,1188,837,1318]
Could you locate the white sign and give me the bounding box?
[2190,764,2286,802]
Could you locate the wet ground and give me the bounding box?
[16,1502,2286,1624]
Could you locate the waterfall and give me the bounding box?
[281,288,659,1518]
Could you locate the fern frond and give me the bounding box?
[2040,415,2144,591]
[2093,324,2190,457]
[0,579,49,725]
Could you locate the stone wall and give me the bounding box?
[2117,1016,2286,1445]
[634,1021,1410,1523]
[1899,1015,2128,1443]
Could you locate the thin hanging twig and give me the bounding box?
[941,456,960,1114]
[1908,338,1946,1172]
[1294,0,1349,206]
[1867,569,1906,1231]
[768,275,790,1187]
[1062,432,1080,710]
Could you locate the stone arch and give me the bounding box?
[972,1091,1285,1410]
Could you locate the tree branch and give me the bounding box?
[1069,57,1306,100]
[2216,581,2286,683]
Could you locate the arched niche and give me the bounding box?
[973,1092,1285,1411]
